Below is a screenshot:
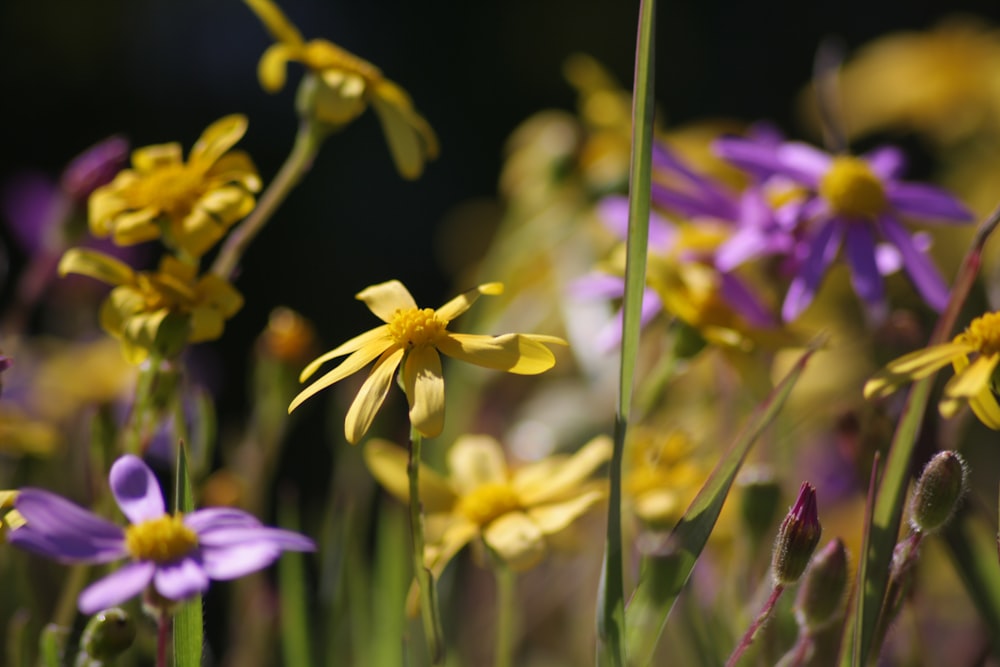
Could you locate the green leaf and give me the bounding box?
[598,0,656,665]
[941,505,1000,658]
[624,341,823,665]
[173,442,204,667]
[279,492,315,667]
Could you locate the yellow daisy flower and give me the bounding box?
[288,280,566,443]
[89,115,261,258]
[864,311,1000,428]
[59,249,243,364]
[624,429,710,529]
[243,0,438,179]
[364,434,611,573]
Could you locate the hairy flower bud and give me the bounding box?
[81,607,136,661]
[794,538,848,632]
[909,450,967,534]
[772,482,822,586]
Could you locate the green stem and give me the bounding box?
[122,355,161,455]
[492,556,516,667]
[725,584,785,667]
[407,428,445,664]
[211,119,327,280]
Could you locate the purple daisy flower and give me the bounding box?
[714,138,973,321]
[8,455,314,614]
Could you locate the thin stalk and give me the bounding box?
[211,119,328,280]
[492,555,516,667]
[157,615,169,667]
[725,584,785,667]
[122,355,161,455]
[407,427,445,664]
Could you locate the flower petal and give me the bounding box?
[9,489,125,562]
[864,145,906,179]
[363,438,456,512]
[843,222,884,305]
[78,561,156,614]
[154,556,210,601]
[436,332,562,375]
[527,489,606,535]
[863,342,971,399]
[289,338,395,413]
[371,80,439,180]
[403,345,445,438]
[344,347,405,444]
[434,282,504,323]
[781,219,843,321]
[482,512,546,571]
[258,43,296,92]
[877,215,950,311]
[515,435,612,505]
[967,385,1000,429]
[200,542,281,579]
[356,280,418,322]
[57,248,135,286]
[189,115,248,167]
[298,326,392,381]
[886,183,973,223]
[110,455,166,523]
[244,0,305,46]
[184,507,263,533]
[447,434,509,495]
[944,353,999,399]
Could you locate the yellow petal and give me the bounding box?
[289,339,395,412]
[356,280,418,322]
[425,519,479,576]
[447,434,509,496]
[344,347,405,444]
[436,333,561,374]
[482,512,546,571]
[403,346,445,438]
[190,115,248,167]
[434,282,503,323]
[243,0,304,46]
[198,275,244,316]
[362,438,456,512]
[370,80,439,179]
[943,353,999,398]
[188,306,225,342]
[527,489,606,536]
[515,435,612,505]
[88,189,129,235]
[967,386,1000,429]
[298,325,392,381]
[258,44,296,92]
[109,207,163,245]
[208,151,262,191]
[131,143,183,173]
[863,342,970,399]
[58,248,135,286]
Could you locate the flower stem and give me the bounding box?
[122,355,161,455]
[726,584,785,667]
[211,119,327,281]
[407,427,445,664]
[157,614,169,667]
[491,554,516,667]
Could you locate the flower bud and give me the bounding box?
[794,538,848,632]
[772,482,822,586]
[909,450,966,534]
[80,607,136,660]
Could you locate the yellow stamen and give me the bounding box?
[819,156,888,218]
[456,483,521,527]
[956,312,1000,356]
[387,307,445,348]
[125,514,198,563]
[131,165,203,219]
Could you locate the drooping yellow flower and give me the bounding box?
[58,249,243,364]
[244,0,439,179]
[864,311,1000,428]
[364,434,611,573]
[288,280,567,443]
[89,115,261,258]
[624,429,710,528]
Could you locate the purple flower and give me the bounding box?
[714,138,973,321]
[8,455,314,613]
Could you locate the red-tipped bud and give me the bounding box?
[772,482,822,586]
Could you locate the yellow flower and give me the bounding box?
[624,429,710,528]
[89,115,261,258]
[244,0,439,179]
[864,311,1000,428]
[288,280,567,443]
[59,249,243,364]
[364,434,611,573]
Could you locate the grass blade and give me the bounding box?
[173,442,204,667]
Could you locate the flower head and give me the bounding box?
[59,249,243,363]
[623,429,710,528]
[364,434,611,573]
[772,482,822,586]
[288,280,566,443]
[89,115,261,258]
[7,455,314,614]
[864,311,1000,429]
[244,0,438,179]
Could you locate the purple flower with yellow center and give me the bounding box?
[7,455,314,614]
[715,138,973,321]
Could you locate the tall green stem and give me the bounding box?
[407,428,445,664]
[122,355,162,455]
[492,555,516,667]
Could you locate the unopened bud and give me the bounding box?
[772,482,822,586]
[909,450,966,534]
[794,538,848,632]
[81,607,136,660]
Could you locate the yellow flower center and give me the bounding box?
[124,514,198,563]
[958,312,1000,356]
[819,156,888,218]
[132,164,204,219]
[388,308,446,348]
[456,483,522,527]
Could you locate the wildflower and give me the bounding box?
[244,0,438,179]
[714,138,973,320]
[7,455,314,614]
[623,429,710,528]
[364,434,611,573]
[288,280,566,443]
[58,249,243,364]
[864,311,1000,429]
[89,115,261,258]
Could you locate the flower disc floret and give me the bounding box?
[389,308,445,348]
[819,156,888,218]
[124,514,197,563]
[456,483,522,527]
[956,312,1000,356]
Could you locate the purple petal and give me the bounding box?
[652,145,739,219]
[595,288,662,352]
[651,183,737,221]
[877,216,950,311]
[184,507,263,533]
[843,224,884,305]
[713,136,788,178]
[1,172,60,252]
[863,146,906,179]
[200,542,282,580]
[782,219,844,321]
[568,274,625,301]
[886,183,973,223]
[775,143,831,185]
[10,489,125,562]
[719,273,775,327]
[110,455,165,523]
[716,228,777,271]
[154,557,210,601]
[196,525,316,551]
[597,195,677,248]
[78,561,156,614]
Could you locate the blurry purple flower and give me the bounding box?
[8,455,313,613]
[714,138,973,321]
[60,135,130,204]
